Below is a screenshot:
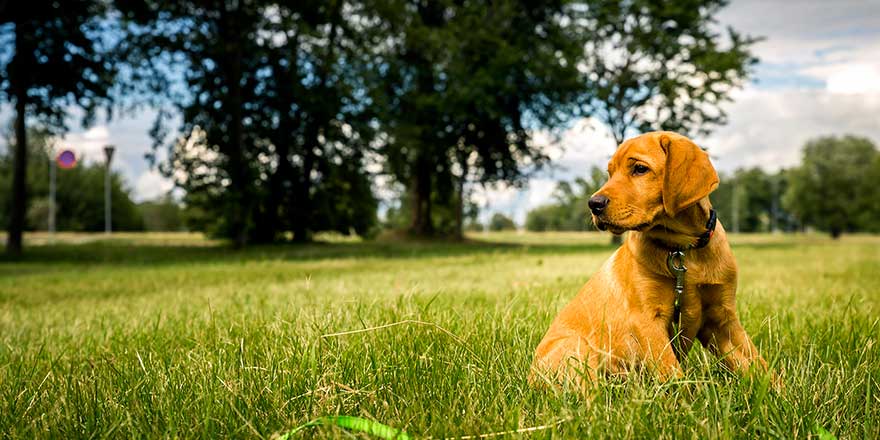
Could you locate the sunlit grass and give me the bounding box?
[1,232,878,438]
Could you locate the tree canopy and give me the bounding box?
[783,135,880,238]
[376,0,584,237]
[117,0,380,244]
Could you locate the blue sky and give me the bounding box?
[3,0,879,225]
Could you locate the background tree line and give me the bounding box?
[0,126,183,232]
[3,0,763,255]
[523,135,880,238]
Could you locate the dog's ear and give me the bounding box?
[660,133,719,216]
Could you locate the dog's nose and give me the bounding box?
[588,195,609,215]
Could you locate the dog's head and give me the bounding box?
[589,132,719,234]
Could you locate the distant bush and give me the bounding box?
[489,213,516,231]
[139,196,184,232]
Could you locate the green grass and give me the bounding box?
[1,232,878,438]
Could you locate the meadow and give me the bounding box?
[1,231,878,438]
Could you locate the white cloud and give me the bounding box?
[717,0,880,97]
[134,169,175,202]
[53,110,171,202]
[703,87,880,173]
[824,64,880,94]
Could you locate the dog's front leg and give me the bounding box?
[698,285,768,373]
[633,314,682,380]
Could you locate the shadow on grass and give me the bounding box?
[0,237,618,267]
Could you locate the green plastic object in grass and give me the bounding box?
[278,416,411,440]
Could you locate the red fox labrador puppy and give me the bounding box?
[531,131,767,387]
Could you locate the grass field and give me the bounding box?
[1,231,878,438]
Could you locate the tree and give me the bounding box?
[783,135,880,238]
[711,168,796,233]
[117,0,268,246]
[118,0,380,244]
[249,0,381,243]
[376,0,583,238]
[489,213,516,232]
[0,125,53,230]
[0,1,116,255]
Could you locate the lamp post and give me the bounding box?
[103,145,115,235]
[49,147,56,240]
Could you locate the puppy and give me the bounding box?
[531,131,767,387]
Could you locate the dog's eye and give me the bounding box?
[632,164,649,176]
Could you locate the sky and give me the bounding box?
[3,0,880,225]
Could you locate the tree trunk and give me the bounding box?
[409,158,434,237]
[221,8,249,248]
[290,12,340,244]
[254,143,290,243]
[6,21,32,257]
[7,80,27,256]
[830,227,841,239]
[255,49,301,244]
[291,140,314,243]
[453,157,468,240]
[454,175,464,240]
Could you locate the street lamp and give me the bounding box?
[104,145,115,235]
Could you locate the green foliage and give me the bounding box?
[0,1,115,129]
[376,0,583,236]
[579,0,759,144]
[138,196,183,232]
[46,162,143,232]
[525,167,605,232]
[0,232,878,437]
[281,416,411,440]
[117,0,379,244]
[712,168,796,233]
[783,135,880,238]
[488,212,516,231]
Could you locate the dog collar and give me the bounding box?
[692,209,717,250]
[650,208,717,252]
